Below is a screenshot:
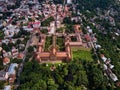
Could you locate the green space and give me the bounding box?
[65,24,74,33]
[71,47,91,51]
[0,31,4,39]
[19,58,109,90]
[0,58,4,70]
[71,36,77,42]
[19,60,88,90]
[41,17,54,26]
[11,58,22,64]
[13,28,30,39]
[56,37,65,51]
[44,36,52,51]
[40,29,48,34]
[56,27,65,33]
[72,50,93,62]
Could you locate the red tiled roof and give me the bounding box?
[17,53,24,59]
[3,57,10,64]
[100,54,105,58]
[84,34,91,41]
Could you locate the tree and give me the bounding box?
[76,71,88,86]
[27,46,34,52]
[52,72,64,85]
[32,80,47,90]
[65,24,74,33]
[11,58,22,64]
[64,81,75,90]
[47,78,58,90]
[41,17,54,26]
[2,43,10,52]
[16,39,21,45]
[53,0,64,4]
[63,17,72,24]
[0,31,4,39]
[8,42,15,50]
[0,81,4,89]
[90,67,104,89]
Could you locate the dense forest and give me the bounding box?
[19,59,111,90]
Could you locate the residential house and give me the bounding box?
[109,73,118,82]
[0,47,2,52]
[3,50,8,58]
[8,63,18,83]
[8,63,18,76]
[103,64,108,70]
[11,47,19,58]
[100,54,107,62]
[3,57,10,65]
[17,53,24,59]
[4,85,11,90]
[0,70,8,81]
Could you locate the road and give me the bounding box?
[15,34,33,89]
[88,33,101,64]
[89,32,112,85]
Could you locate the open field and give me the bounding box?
[72,49,93,62]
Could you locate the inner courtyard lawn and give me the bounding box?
[44,36,52,51]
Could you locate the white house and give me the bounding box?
[23,26,33,32]
[67,0,72,4]
[95,44,101,49]
[110,73,118,82]
[103,64,107,70]
[109,64,114,69]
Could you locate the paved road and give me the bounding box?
[89,32,112,85]
[15,35,33,89]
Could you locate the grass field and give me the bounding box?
[72,50,93,62]
[71,47,91,51]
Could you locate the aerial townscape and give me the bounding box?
[0,0,120,90]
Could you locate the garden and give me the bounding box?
[56,36,65,51]
[0,31,4,39]
[44,36,52,51]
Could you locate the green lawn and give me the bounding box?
[71,47,91,51]
[72,50,93,62]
